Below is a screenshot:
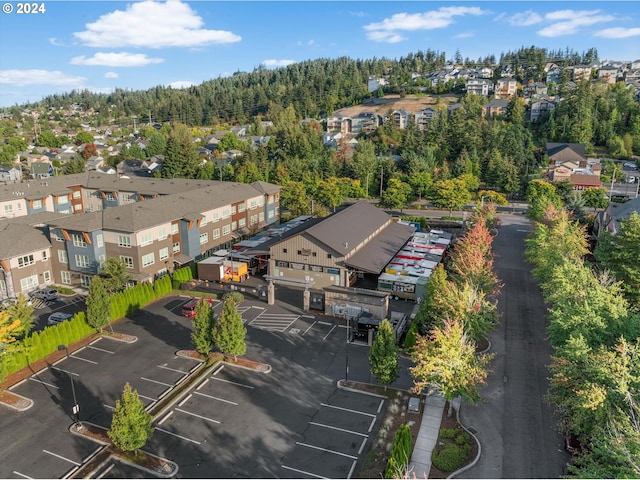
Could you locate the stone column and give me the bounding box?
[267,280,275,305]
[303,288,310,311]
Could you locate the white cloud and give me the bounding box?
[262,59,297,68]
[48,37,64,46]
[537,10,615,37]
[454,32,474,39]
[167,81,195,89]
[70,52,164,67]
[364,6,489,43]
[74,0,241,48]
[594,27,640,38]
[495,10,543,26]
[0,69,87,87]
[104,72,119,79]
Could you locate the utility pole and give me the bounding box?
[609,164,617,201]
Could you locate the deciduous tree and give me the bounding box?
[100,258,131,293]
[86,276,111,332]
[191,300,215,356]
[213,299,247,361]
[5,294,35,338]
[429,178,471,215]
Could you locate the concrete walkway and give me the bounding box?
[408,394,446,478]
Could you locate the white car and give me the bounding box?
[47,312,73,325]
[31,289,59,301]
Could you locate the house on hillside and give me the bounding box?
[546,143,587,166]
[466,78,493,97]
[30,162,53,179]
[482,99,509,117]
[594,196,640,236]
[529,97,557,122]
[392,110,410,129]
[495,77,518,99]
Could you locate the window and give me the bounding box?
[17,203,22,210]
[157,268,168,277]
[118,235,131,248]
[250,200,257,210]
[58,195,68,204]
[81,275,91,288]
[200,233,208,244]
[268,210,275,219]
[159,247,169,260]
[42,250,48,261]
[238,203,245,212]
[61,271,71,284]
[158,228,168,241]
[72,234,87,248]
[142,253,155,267]
[98,255,106,267]
[231,206,236,215]
[73,191,81,199]
[222,208,230,219]
[258,197,264,207]
[232,221,237,231]
[282,248,288,253]
[312,252,317,257]
[32,199,42,209]
[105,192,115,201]
[250,215,258,225]
[18,254,35,268]
[58,250,68,263]
[121,193,132,202]
[327,253,332,259]
[20,275,38,291]
[3,204,12,214]
[212,228,220,239]
[222,225,230,236]
[96,234,104,248]
[171,223,179,235]
[212,212,219,223]
[74,204,82,211]
[43,271,51,282]
[0,279,6,294]
[75,255,89,268]
[239,218,246,228]
[172,242,180,253]
[140,233,152,247]
[120,256,134,269]
[200,217,207,227]
[259,212,264,222]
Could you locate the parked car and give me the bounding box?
[31,289,59,301]
[181,298,215,318]
[623,162,638,170]
[47,312,73,325]
[0,297,18,309]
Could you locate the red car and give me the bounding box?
[181,298,214,317]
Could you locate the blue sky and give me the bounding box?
[1,1,639,108]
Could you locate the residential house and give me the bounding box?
[477,67,494,79]
[268,201,414,289]
[367,76,388,93]
[0,167,22,183]
[29,162,53,179]
[523,82,548,98]
[546,143,587,166]
[598,65,619,84]
[495,77,518,99]
[351,112,382,135]
[326,114,351,134]
[392,110,410,129]
[482,99,509,117]
[529,97,556,122]
[569,65,593,82]
[594,196,640,236]
[414,108,439,130]
[466,78,493,97]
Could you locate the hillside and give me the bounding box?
[333,94,462,117]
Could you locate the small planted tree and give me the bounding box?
[368,319,399,387]
[108,382,153,452]
[213,299,247,361]
[86,276,112,332]
[5,293,35,338]
[191,300,215,356]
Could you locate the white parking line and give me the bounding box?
[155,427,201,445]
[158,411,173,425]
[83,446,103,463]
[194,391,238,405]
[281,465,327,479]
[358,437,367,455]
[95,463,115,479]
[320,403,376,417]
[157,365,188,374]
[347,459,357,479]
[197,378,209,390]
[12,471,32,479]
[87,345,114,354]
[43,449,81,466]
[309,422,368,437]
[103,404,114,410]
[28,377,59,389]
[71,355,98,365]
[318,321,332,326]
[137,393,156,402]
[178,393,192,407]
[296,442,357,460]
[368,417,376,433]
[302,321,317,335]
[50,366,79,377]
[210,376,254,389]
[140,377,173,387]
[377,399,384,413]
[322,325,337,341]
[174,408,220,424]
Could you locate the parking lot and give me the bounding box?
[1,294,409,479]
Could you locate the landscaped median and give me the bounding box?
[68,350,271,478]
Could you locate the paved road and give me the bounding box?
[457,213,570,478]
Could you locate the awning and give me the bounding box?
[173,253,192,265]
[344,222,415,274]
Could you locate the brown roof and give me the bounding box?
[305,201,391,256]
[570,174,602,186]
[344,222,415,274]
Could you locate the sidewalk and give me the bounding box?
[408,394,446,478]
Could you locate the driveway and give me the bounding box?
[456,213,570,478]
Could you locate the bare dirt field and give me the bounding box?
[334,93,463,117]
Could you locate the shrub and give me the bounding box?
[383,424,412,479]
[440,428,458,439]
[455,432,470,445]
[431,443,469,472]
[222,291,244,304]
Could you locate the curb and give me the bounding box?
[116,449,179,478]
[101,332,138,344]
[447,404,482,479]
[0,389,34,411]
[336,379,387,398]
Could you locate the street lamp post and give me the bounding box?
[57,345,80,424]
[345,318,351,382]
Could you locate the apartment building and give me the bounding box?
[466,78,493,97]
[495,77,518,99]
[0,174,280,293]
